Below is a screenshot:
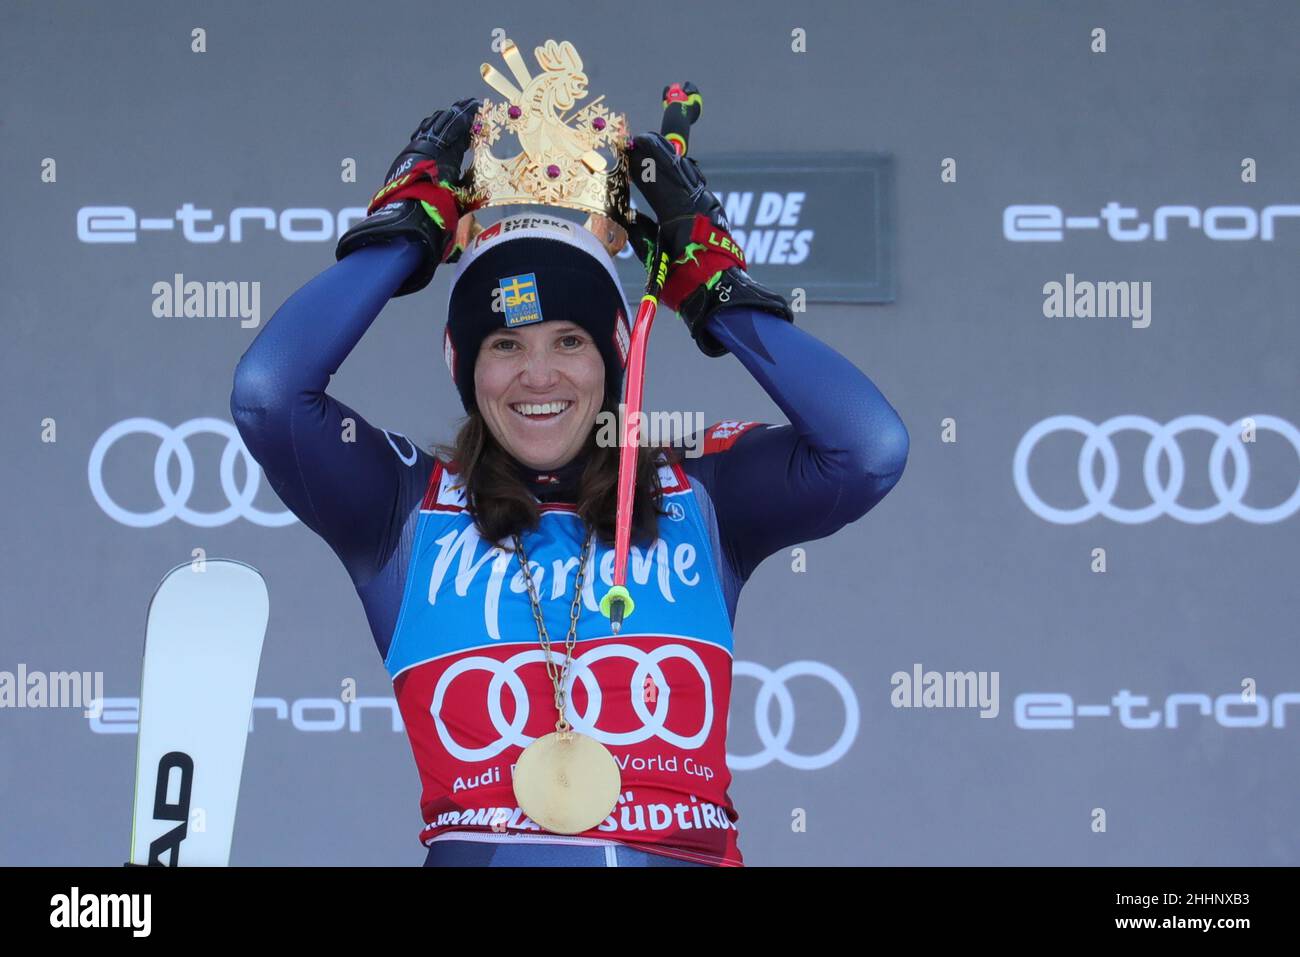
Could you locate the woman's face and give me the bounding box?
[475,320,605,471]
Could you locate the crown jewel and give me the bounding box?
[459,38,632,254]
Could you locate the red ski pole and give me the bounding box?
[600,82,702,635]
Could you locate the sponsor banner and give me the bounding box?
[87,654,860,772]
[74,155,895,304]
[616,152,895,304]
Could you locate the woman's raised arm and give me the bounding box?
[690,305,909,584]
[229,241,426,581]
[231,99,479,583]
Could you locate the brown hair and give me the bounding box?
[432,397,684,548]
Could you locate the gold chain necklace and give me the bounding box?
[508,524,622,834]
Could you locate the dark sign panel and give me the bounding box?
[615,153,895,304]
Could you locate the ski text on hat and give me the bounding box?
[500,273,543,327]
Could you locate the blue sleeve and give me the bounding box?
[682,307,909,584]
[229,240,430,587]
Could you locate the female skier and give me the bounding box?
[230,98,909,867]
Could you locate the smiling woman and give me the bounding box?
[476,323,604,471]
[437,212,670,550]
[229,100,908,868]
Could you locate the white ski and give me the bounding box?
[128,559,269,866]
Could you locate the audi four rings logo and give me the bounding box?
[730,660,859,770]
[1014,414,1300,524]
[432,649,858,770]
[89,417,295,528]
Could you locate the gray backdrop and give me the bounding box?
[2,0,1297,866]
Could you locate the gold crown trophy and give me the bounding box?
[454,38,635,257]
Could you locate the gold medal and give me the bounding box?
[509,525,622,834]
[513,729,621,834]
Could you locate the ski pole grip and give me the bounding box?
[660,81,701,156]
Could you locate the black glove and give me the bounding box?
[335,97,481,297]
[627,132,793,357]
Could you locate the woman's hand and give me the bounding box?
[627,132,793,356]
[335,97,482,297]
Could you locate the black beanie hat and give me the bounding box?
[444,212,632,413]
